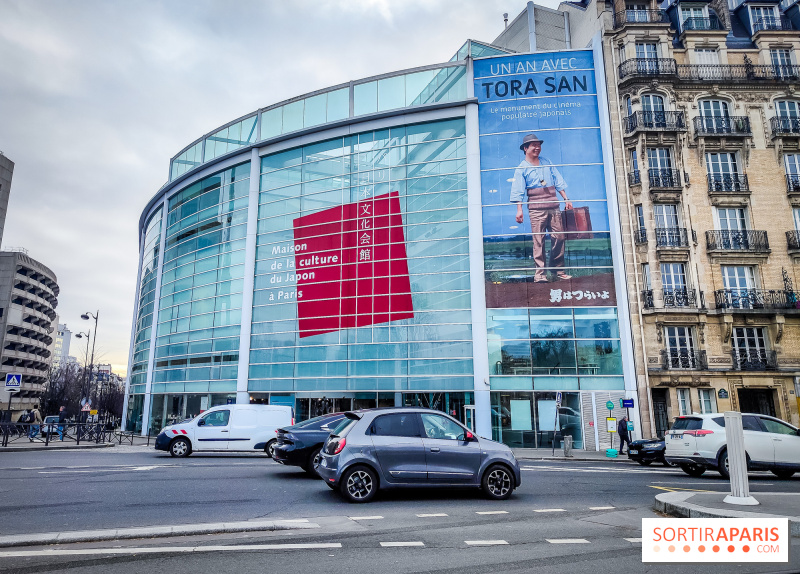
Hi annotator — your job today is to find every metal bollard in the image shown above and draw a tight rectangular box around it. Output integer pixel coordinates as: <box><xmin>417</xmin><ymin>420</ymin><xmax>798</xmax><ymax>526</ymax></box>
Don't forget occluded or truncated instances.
<box><xmin>723</xmin><ymin>411</ymin><xmax>759</xmax><ymax>506</ymax></box>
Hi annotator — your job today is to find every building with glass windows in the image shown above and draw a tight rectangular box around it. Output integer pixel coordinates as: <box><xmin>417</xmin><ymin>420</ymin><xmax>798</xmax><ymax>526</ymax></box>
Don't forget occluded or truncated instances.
<box><xmin>126</xmin><ymin>11</ymin><xmax>645</xmax><ymax>450</ymax></box>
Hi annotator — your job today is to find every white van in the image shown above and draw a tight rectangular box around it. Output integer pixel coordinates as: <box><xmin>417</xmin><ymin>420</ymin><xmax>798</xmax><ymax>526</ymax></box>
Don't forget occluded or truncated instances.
<box><xmin>153</xmin><ymin>404</ymin><xmax>294</xmax><ymax>458</ymax></box>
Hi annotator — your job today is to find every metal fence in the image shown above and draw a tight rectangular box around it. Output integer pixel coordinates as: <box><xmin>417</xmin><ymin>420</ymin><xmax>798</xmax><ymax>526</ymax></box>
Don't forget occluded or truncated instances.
<box><xmin>0</xmin><ymin>422</ymin><xmax>144</xmax><ymax>448</ymax></box>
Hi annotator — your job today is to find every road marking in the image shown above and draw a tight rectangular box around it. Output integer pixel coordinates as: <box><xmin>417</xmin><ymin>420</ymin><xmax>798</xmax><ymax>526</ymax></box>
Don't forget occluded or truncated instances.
<box><xmin>348</xmin><ymin>515</ymin><xmax>383</xmax><ymax>520</ymax></box>
<box><xmin>648</xmin><ymin>485</ymin><xmax>717</xmax><ymax>493</ymax></box>
<box><xmin>589</xmin><ymin>506</ymin><xmax>615</xmax><ymax>510</ymax></box>
<box><xmin>380</xmin><ymin>542</ymin><xmax>425</xmax><ymax>547</ymax></box>
<box><xmin>465</xmin><ymin>540</ymin><xmax>508</xmax><ymax>546</ymax></box>
<box><xmin>416</xmin><ymin>513</ymin><xmax>448</xmax><ymax>517</ymax></box>
<box><xmin>521</xmin><ymin>466</ymin><xmax>673</xmax><ymax>475</ymax></box>
<box><xmin>0</xmin><ymin>543</ymin><xmax>342</xmax><ymax>557</ymax></box>
<box><xmin>476</xmin><ymin>511</ymin><xmax>508</xmax><ymax>515</ymax></box>
<box><xmin>279</xmin><ymin>519</ymin><xmax>309</xmax><ymax>523</ymax></box>
<box><xmin>624</xmin><ymin>538</ymin><xmax>642</xmax><ymax>543</ymax></box>
<box><xmin>533</xmin><ymin>508</ymin><xmax>566</xmax><ymax>513</ymax></box>
<box><xmin>547</xmin><ymin>539</ymin><xmax>590</xmax><ymax>544</ymax></box>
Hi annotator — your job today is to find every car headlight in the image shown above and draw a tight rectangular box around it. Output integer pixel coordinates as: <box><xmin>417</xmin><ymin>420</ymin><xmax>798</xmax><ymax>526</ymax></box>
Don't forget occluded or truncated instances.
<box><xmin>643</xmin><ymin>442</ymin><xmax>662</xmax><ymax>448</ymax></box>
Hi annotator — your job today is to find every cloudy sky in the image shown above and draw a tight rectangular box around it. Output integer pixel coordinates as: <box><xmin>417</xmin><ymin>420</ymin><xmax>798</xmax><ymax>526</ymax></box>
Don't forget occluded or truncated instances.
<box><xmin>0</xmin><ymin>0</ymin><xmax>557</xmax><ymax>374</ymax></box>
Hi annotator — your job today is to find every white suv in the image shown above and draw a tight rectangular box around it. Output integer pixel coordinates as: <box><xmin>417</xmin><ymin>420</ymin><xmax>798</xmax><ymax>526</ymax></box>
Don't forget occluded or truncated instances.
<box><xmin>664</xmin><ymin>413</ymin><xmax>800</xmax><ymax>479</ymax></box>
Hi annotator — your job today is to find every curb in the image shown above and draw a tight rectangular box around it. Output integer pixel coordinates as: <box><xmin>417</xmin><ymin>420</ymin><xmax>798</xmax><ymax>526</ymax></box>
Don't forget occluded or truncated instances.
<box><xmin>654</xmin><ymin>492</ymin><xmax>800</xmax><ymax>537</ymax></box>
<box><xmin>0</xmin><ymin>519</ymin><xmax>320</xmax><ymax>548</ymax></box>
<box><xmin>0</xmin><ymin>443</ymin><xmax>116</xmax><ymax>453</ymax></box>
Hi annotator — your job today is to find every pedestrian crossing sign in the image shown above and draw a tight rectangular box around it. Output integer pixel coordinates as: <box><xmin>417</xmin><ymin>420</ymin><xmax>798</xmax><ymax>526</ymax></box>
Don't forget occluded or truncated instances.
<box><xmin>4</xmin><ymin>373</ymin><xmax>21</xmax><ymax>392</ymax></box>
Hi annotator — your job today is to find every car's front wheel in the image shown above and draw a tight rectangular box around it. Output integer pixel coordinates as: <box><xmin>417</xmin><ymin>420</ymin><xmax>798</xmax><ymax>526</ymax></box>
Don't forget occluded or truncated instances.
<box><xmin>771</xmin><ymin>469</ymin><xmax>796</xmax><ymax>479</ymax></box>
<box><xmin>340</xmin><ymin>466</ymin><xmax>377</xmax><ymax>503</ymax></box>
<box><xmin>170</xmin><ymin>438</ymin><xmax>191</xmax><ymax>458</ymax></box>
<box><xmin>264</xmin><ymin>440</ymin><xmax>276</xmax><ymax>458</ymax></box>
<box><xmin>482</xmin><ymin>464</ymin><xmax>514</xmax><ymax>500</ymax></box>
<box><xmin>679</xmin><ymin>463</ymin><xmax>706</xmax><ymax>477</ymax></box>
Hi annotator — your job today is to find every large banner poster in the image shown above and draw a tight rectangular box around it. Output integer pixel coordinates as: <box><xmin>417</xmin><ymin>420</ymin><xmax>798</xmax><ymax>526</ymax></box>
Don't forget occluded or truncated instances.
<box><xmin>475</xmin><ymin>51</ymin><xmax>617</xmax><ymax>309</ymax></box>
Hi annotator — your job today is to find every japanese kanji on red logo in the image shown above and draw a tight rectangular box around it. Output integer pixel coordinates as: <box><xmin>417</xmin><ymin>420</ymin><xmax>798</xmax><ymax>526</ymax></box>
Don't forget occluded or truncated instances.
<box><xmin>292</xmin><ymin>191</ymin><xmax>414</xmax><ymax>338</ymax></box>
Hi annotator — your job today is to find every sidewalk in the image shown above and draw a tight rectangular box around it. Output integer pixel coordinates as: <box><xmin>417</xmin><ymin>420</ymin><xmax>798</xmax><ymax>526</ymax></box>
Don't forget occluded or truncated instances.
<box><xmin>0</xmin><ymin>435</ymin><xmax>154</xmax><ymax>452</ymax></box>
<box><xmin>655</xmin><ymin>491</ymin><xmax>800</xmax><ymax>537</ymax></box>
<box><xmin>512</xmin><ymin>447</ymin><xmax>638</xmax><ymax>462</ymax></box>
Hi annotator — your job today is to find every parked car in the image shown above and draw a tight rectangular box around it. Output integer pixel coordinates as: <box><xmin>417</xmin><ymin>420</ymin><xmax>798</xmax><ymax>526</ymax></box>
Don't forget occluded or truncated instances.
<box><xmin>628</xmin><ymin>438</ymin><xmax>674</xmax><ymax>466</ymax></box>
<box><xmin>664</xmin><ymin>413</ymin><xmax>800</xmax><ymax>479</ymax></box>
<box><xmin>317</xmin><ymin>408</ymin><xmax>521</xmax><ymax>503</ymax></box>
<box><xmin>154</xmin><ymin>404</ymin><xmax>294</xmax><ymax>457</ymax></box>
<box><xmin>273</xmin><ymin>413</ymin><xmax>346</xmax><ymax>476</ymax></box>
<box><xmin>41</xmin><ymin>415</ymin><xmax>59</xmax><ymax>436</ymax></box>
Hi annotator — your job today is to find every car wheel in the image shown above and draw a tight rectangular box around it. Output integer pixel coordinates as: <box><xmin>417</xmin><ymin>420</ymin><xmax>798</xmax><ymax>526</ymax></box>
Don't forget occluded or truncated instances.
<box><xmin>482</xmin><ymin>464</ymin><xmax>514</xmax><ymax>500</ymax></box>
<box><xmin>265</xmin><ymin>440</ymin><xmax>277</xmax><ymax>458</ymax></box>
<box><xmin>637</xmin><ymin>460</ymin><xmax>652</xmax><ymax>467</ymax></box>
<box><xmin>663</xmin><ymin>460</ymin><xmax>677</xmax><ymax>467</ymax></box>
<box><xmin>771</xmin><ymin>469</ymin><xmax>796</xmax><ymax>479</ymax></box>
<box><xmin>170</xmin><ymin>438</ymin><xmax>191</xmax><ymax>458</ymax></box>
<box><xmin>718</xmin><ymin>450</ymin><xmax>730</xmax><ymax>479</ymax></box>
<box><xmin>305</xmin><ymin>447</ymin><xmax>322</xmax><ymax>477</ymax></box>
<box><xmin>679</xmin><ymin>463</ymin><xmax>705</xmax><ymax>477</ymax></box>
<box><xmin>340</xmin><ymin>466</ymin><xmax>378</xmax><ymax>503</ymax></box>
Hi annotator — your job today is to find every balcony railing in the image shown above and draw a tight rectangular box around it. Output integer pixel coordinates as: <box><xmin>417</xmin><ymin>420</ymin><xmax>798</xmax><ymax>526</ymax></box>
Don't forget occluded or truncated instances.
<box><xmin>628</xmin><ymin>170</ymin><xmax>641</xmax><ymax>186</ymax></box>
<box><xmin>693</xmin><ymin>115</ymin><xmax>752</xmax><ymax>136</ymax></box>
<box><xmin>655</xmin><ymin>227</ymin><xmax>691</xmax><ymax>248</ymax></box>
<box><xmin>731</xmin><ymin>349</ymin><xmax>778</xmax><ymax>371</ymax></box>
<box><xmin>634</xmin><ymin>228</ymin><xmax>647</xmax><ymax>244</ymax></box>
<box><xmin>624</xmin><ymin>111</ymin><xmax>687</xmax><ymax>134</ymax></box>
<box><xmin>648</xmin><ymin>169</ymin><xmax>682</xmax><ymax>188</ymax></box>
<box><xmin>787</xmin><ymin>230</ymin><xmax>800</xmax><ymax>249</ymax></box>
<box><xmin>661</xmin><ymin>349</ymin><xmax>708</xmax><ymax>370</ymax></box>
<box><xmin>641</xmin><ymin>289</ymin><xmax>655</xmax><ymax>308</ymax></box>
<box><xmin>714</xmin><ymin>288</ymin><xmax>796</xmax><ymax>310</ymax></box>
<box><xmin>787</xmin><ymin>174</ymin><xmax>800</xmax><ymax>194</ymax></box>
<box><xmin>707</xmin><ymin>173</ymin><xmax>750</xmax><ymax>193</ymax></box>
<box><xmin>614</xmin><ymin>9</ymin><xmax>669</xmax><ymax>27</ymax></box>
<box><xmin>771</xmin><ymin>116</ymin><xmax>800</xmax><ymax>136</ymax></box>
<box><xmin>619</xmin><ymin>59</ymin><xmax>677</xmax><ymax>80</ymax></box>
<box><xmin>706</xmin><ymin>230</ymin><xmax>769</xmax><ymax>252</ymax></box>
<box><xmin>676</xmin><ymin>64</ymin><xmax>800</xmax><ymax>82</ymax></box>
<box><xmin>663</xmin><ymin>287</ymin><xmax>700</xmax><ymax>307</ymax></box>
<box><xmin>752</xmin><ymin>16</ymin><xmax>793</xmax><ymax>32</ymax></box>
<box><xmin>682</xmin><ymin>16</ymin><xmax>723</xmax><ymax>31</ymax></box>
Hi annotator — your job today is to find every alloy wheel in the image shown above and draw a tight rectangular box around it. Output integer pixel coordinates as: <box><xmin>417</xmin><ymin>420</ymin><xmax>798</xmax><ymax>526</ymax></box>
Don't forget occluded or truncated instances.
<box><xmin>487</xmin><ymin>468</ymin><xmax>511</xmax><ymax>497</ymax></box>
<box><xmin>346</xmin><ymin>470</ymin><xmax>373</xmax><ymax>499</ymax></box>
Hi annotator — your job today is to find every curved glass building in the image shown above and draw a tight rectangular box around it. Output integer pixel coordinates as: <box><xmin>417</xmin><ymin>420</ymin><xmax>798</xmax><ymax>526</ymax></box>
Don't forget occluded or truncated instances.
<box><xmin>126</xmin><ymin>36</ymin><xmax>638</xmax><ymax>451</ymax></box>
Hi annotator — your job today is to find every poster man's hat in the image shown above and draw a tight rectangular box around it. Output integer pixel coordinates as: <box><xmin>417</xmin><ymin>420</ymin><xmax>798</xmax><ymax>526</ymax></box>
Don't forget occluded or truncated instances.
<box><xmin>520</xmin><ymin>133</ymin><xmax>544</xmax><ymax>150</ymax></box>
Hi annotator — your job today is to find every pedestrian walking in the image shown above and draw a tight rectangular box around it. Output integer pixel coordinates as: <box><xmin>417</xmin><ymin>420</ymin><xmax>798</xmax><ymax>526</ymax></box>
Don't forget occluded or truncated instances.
<box><xmin>28</xmin><ymin>405</ymin><xmax>42</xmax><ymax>440</ymax></box>
<box><xmin>57</xmin><ymin>406</ymin><xmax>67</xmax><ymax>441</ymax></box>
<box><xmin>617</xmin><ymin>415</ymin><xmax>631</xmax><ymax>455</ymax></box>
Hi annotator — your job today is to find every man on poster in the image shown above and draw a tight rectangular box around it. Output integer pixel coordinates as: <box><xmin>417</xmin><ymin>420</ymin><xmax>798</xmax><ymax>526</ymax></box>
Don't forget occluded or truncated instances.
<box><xmin>510</xmin><ymin>133</ymin><xmax>572</xmax><ymax>283</ymax></box>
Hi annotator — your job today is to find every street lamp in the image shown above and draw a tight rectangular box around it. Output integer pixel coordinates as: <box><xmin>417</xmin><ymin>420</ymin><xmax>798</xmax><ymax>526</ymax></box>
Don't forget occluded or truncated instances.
<box><xmin>74</xmin><ymin>331</ymin><xmax>92</xmax><ymax>419</ymax></box>
<box><xmin>80</xmin><ymin>311</ymin><xmax>100</xmax><ymax>420</ymax></box>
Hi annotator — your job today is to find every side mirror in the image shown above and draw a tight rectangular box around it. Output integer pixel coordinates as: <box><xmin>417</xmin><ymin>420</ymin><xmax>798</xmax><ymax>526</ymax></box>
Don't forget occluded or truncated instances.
<box><xmin>464</xmin><ymin>430</ymin><xmax>477</xmax><ymax>442</ymax></box>
<box><xmin>197</xmin><ymin>419</ymin><xmax>205</xmax><ymax>427</ymax></box>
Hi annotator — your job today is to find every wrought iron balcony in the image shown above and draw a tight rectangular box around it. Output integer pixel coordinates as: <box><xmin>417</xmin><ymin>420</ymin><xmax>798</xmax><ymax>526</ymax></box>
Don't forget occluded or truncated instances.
<box><xmin>619</xmin><ymin>59</ymin><xmax>677</xmax><ymax>80</ymax></box>
<box><xmin>693</xmin><ymin>116</ymin><xmax>751</xmax><ymax>136</ymax></box>
<box><xmin>624</xmin><ymin>111</ymin><xmax>687</xmax><ymax>134</ymax></box>
<box><xmin>634</xmin><ymin>228</ymin><xmax>647</xmax><ymax>245</ymax></box>
<box><xmin>676</xmin><ymin>64</ymin><xmax>800</xmax><ymax>82</ymax></box>
<box><xmin>613</xmin><ymin>9</ymin><xmax>669</xmax><ymax>27</ymax></box>
<box><xmin>663</xmin><ymin>288</ymin><xmax>700</xmax><ymax>307</ymax></box>
<box><xmin>641</xmin><ymin>289</ymin><xmax>654</xmax><ymax>309</ymax></box>
<box><xmin>787</xmin><ymin>230</ymin><xmax>800</xmax><ymax>250</ymax></box>
<box><xmin>682</xmin><ymin>16</ymin><xmax>723</xmax><ymax>31</ymax></box>
<box><xmin>661</xmin><ymin>349</ymin><xmax>708</xmax><ymax>370</ymax></box>
<box><xmin>628</xmin><ymin>170</ymin><xmax>641</xmax><ymax>186</ymax></box>
<box><xmin>655</xmin><ymin>227</ymin><xmax>690</xmax><ymax>248</ymax></box>
<box><xmin>787</xmin><ymin>174</ymin><xmax>800</xmax><ymax>195</ymax></box>
<box><xmin>771</xmin><ymin>116</ymin><xmax>800</xmax><ymax>136</ymax></box>
<box><xmin>648</xmin><ymin>169</ymin><xmax>682</xmax><ymax>189</ymax></box>
<box><xmin>752</xmin><ymin>16</ymin><xmax>793</xmax><ymax>32</ymax></box>
<box><xmin>714</xmin><ymin>289</ymin><xmax>795</xmax><ymax>310</ymax></box>
<box><xmin>731</xmin><ymin>349</ymin><xmax>778</xmax><ymax>371</ymax></box>
<box><xmin>707</xmin><ymin>173</ymin><xmax>749</xmax><ymax>193</ymax></box>
<box><xmin>706</xmin><ymin>230</ymin><xmax>769</xmax><ymax>252</ymax></box>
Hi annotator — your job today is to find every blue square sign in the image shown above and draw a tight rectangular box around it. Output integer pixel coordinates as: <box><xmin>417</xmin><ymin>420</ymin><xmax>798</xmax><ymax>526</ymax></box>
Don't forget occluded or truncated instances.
<box><xmin>5</xmin><ymin>373</ymin><xmax>22</xmax><ymax>392</ymax></box>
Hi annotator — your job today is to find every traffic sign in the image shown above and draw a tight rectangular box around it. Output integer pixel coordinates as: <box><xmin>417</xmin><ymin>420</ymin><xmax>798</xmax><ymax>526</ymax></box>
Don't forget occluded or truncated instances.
<box><xmin>555</xmin><ymin>391</ymin><xmax>562</xmax><ymax>407</ymax></box>
<box><xmin>4</xmin><ymin>373</ymin><xmax>21</xmax><ymax>392</ymax></box>
<box><xmin>81</xmin><ymin>404</ymin><xmax>90</xmax><ymax>412</ymax></box>
<box><xmin>90</xmin><ymin>409</ymin><xmax>98</xmax><ymax>415</ymax></box>
<box><xmin>605</xmin><ymin>400</ymin><xmax>614</xmax><ymax>410</ymax></box>
<box><xmin>621</xmin><ymin>398</ymin><xmax>634</xmax><ymax>408</ymax></box>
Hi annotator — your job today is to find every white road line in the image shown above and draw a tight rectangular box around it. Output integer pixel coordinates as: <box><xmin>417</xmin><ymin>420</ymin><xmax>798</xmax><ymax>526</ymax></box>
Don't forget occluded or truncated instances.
<box><xmin>0</xmin><ymin>543</ymin><xmax>342</xmax><ymax>558</ymax></box>
<box><xmin>465</xmin><ymin>540</ymin><xmax>509</xmax><ymax>546</ymax></box>
<box><xmin>416</xmin><ymin>513</ymin><xmax>448</xmax><ymax>517</ymax></box>
<box><xmin>547</xmin><ymin>539</ymin><xmax>590</xmax><ymax>544</ymax></box>
<box><xmin>589</xmin><ymin>506</ymin><xmax>615</xmax><ymax>510</ymax></box>
<box><xmin>380</xmin><ymin>542</ymin><xmax>425</xmax><ymax>547</ymax></box>
<box><xmin>624</xmin><ymin>538</ymin><xmax>643</xmax><ymax>543</ymax></box>
<box><xmin>476</xmin><ymin>511</ymin><xmax>508</xmax><ymax>515</ymax></box>
<box><xmin>348</xmin><ymin>515</ymin><xmax>383</xmax><ymax>520</ymax></box>
<box><xmin>533</xmin><ymin>508</ymin><xmax>566</xmax><ymax>513</ymax></box>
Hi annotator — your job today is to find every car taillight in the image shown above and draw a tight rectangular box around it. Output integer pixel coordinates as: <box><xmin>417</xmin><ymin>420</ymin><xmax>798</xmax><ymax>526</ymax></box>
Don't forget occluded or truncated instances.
<box><xmin>684</xmin><ymin>429</ymin><xmax>714</xmax><ymax>437</ymax></box>
<box><xmin>291</xmin><ymin>418</ymin><xmax>294</xmax><ymax>425</ymax></box>
<box><xmin>333</xmin><ymin>437</ymin><xmax>346</xmax><ymax>455</ymax></box>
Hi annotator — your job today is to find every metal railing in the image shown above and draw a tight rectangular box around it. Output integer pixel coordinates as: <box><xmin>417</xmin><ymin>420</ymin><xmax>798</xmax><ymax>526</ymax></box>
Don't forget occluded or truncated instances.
<box><xmin>694</xmin><ymin>115</ymin><xmax>751</xmax><ymax>136</ymax></box>
<box><xmin>663</xmin><ymin>287</ymin><xmax>700</xmax><ymax>307</ymax></box>
<box><xmin>628</xmin><ymin>170</ymin><xmax>641</xmax><ymax>186</ymax></box>
<box><xmin>676</xmin><ymin>64</ymin><xmax>800</xmax><ymax>81</ymax></box>
<box><xmin>655</xmin><ymin>227</ymin><xmax>691</xmax><ymax>248</ymax></box>
<box><xmin>634</xmin><ymin>228</ymin><xmax>648</xmax><ymax>244</ymax></box>
<box><xmin>731</xmin><ymin>349</ymin><xmax>778</xmax><ymax>371</ymax></box>
<box><xmin>787</xmin><ymin>230</ymin><xmax>800</xmax><ymax>249</ymax></box>
<box><xmin>771</xmin><ymin>117</ymin><xmax>800</xmax><ymax>136</ymax></box>
<box><xmin>714</xmin><ymin>288</ymin><xmax>796</xmax><ymax>310</ymax></box>
<box><xmin>619</xmin><ymin>58</ymin><xmax>678</xmax><ymax>80</ymax></box>
<box><xmin>707</xmin><ymin>173</ymin><xmax>750</xmax><ymax>193</ymax></box>
<box><xmin>706</xmin><ymin>229</ymin><xmax>769</xmax><ymax>252</ymax></box>
<box><xmin>624</xmin><ymin>111</ymin><xmax>687</xmax><ymax>133</ymax></box>
<box><xmin>614</xmin><ymin>9</ymin><xmax>669</xmax><ymax>27</ymax></box>
<box><xmin>787</xmin><ymin>174</ymin><xmax>800</xmax><ymax>194</ymax></box>
<box><xmin>641</xmin><ymin>289</ymin><xmax>655</xmax><ymax>308</ymax></box>
<box><xmin>0</xmin><ymin>421</ymin><xmax>134</xmax><ymax>447</ymax></box>
<box><xmin>648</xmin><ymin>169</ymin><xmax>682</xmax><ymax>188</ymax></box>
<box><xmin>752</xmin><ymin>16</ymin><xmax>793</xmax><ymax>32</ymax></box>
<box><xmin>661</xmin><ymin>349</ymin><xmax>708</xmax><ymax>370</ymax></box>
<box><xmin>682</xmin><ymin>16</ymin><xmax>723</xmax><ymax>31</ymax></box>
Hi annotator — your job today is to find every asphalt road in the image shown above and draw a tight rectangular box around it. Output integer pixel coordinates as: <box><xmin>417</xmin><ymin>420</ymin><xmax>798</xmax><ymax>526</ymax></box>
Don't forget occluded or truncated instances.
<box><xmin>0</xmin><ymin>446</ymin><xmax>797</xmax><ymax>573</ymax></box>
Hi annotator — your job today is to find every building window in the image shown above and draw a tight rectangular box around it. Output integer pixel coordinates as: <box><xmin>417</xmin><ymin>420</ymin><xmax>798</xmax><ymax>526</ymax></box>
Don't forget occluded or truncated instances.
<box><xmin>732</xmin><ymin>326</ymin><xmax>769</xmax><ymax>368</ymax></box>
<box><xmin>677</xmin><ymin>387</ymin><xmax>691</xmax><ymax>415</ymax></box>
<box><xmin>698</xmin><ymin>389</ymin><xmax>717</xmax><ymax>414</ymax></box>
<box><xmin>705</xmin><ymin>151</ymin><xmax>740</xmax><ymax>190</ymax></box>
<box><xmin>681</xmin><ymin>4</ymin><xmax>707</xmax><ymax>24</ymax></box>
<box><xmin>721</xmin><ymin>265</ymin><xmax>756</xmax><ymax>291</ymax></box>
<box><xmin>626</xmin><ymin>3</ymin><xmax>648</xmax><ymax>22</ymax></box>
<box><xmin>751</xmin><ymin>5</ymin><xmax>778</xmax><ymax>31</ymax></box>
<box><xmin>642</xmin><ymin>263</ymin><xmax>651</xmax><ymax>289</ymax></box>
<box><xmin>625</xmin><ymin>95</ymin><xmax>633</xmax><ymax>117</ymax></box>
<box><xmin>641</xmin><ymin>94</ymin><xmax>666</xmax><ymax>128</ymax></box>
<box><xmin>698</xmin><ymin>100</ymin><xmax>730</xmax><ymax>133</ymax></box>
<box><xmin>695</xmin><ymin>48</ymin><xmax>719</xmax><ymax>66</ymax></box>
<box><xmin>661</xmin><ymin>262</ymin><xmax>691</xmax><ymax>306</ymax></box>
<box><xmin>771</xmin><ymin>49</ymin><xmax>793</xmax><ymax>77</ymax></box>
<box><xmin>647</xmin><ymin>147</ymin><xmax>676</xmax><ymax>187</ymax></box>
<box><xmin>653</xmin><ymin>203</ymin><xmax>680</xmax><ymax>229</ymax></box>
<box><xmin>665</xmin><ymin>326</ymin><xmax>697</xmax><ymax>368</ymax></box>
<box><xmin>635</xmin><ymin>42</ymin><xmax>658</xmax><ymax>60</ymax></box>
<box><xmin>776</xmin><ymin>100</ymin><xmax>800</xmax><ymax>118</ymax></box>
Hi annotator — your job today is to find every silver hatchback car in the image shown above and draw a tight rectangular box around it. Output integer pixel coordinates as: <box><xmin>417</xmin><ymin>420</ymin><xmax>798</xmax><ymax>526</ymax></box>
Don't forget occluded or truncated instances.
<box><xmin>317</xmin><ymin>408</ymin><xmax>521</xmax><ymax>503</ymax></box>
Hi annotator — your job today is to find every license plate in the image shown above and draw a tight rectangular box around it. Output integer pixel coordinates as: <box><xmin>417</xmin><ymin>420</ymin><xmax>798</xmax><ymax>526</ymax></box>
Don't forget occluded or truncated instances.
<box><xmin>673</xmin><ymin>434</ymin><xmax>683</xmax><ymax>439</ymax></box>
<box><xmin>629</xmin><ymin>449</ymin><xmax>638</xmax><ymax>454</ymax></box>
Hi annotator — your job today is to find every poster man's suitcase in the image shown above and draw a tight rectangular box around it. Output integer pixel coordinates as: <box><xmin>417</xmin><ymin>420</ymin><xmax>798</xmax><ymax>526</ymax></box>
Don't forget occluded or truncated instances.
<box><xmin>561</xmin><ymin>206</ymin><xmax>593</xmax><ymax>240</ymax></box>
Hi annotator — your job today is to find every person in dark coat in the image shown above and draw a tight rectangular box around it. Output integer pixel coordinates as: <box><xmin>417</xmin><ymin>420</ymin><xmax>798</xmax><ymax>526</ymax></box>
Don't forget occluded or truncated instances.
<box><xmin>617</xmin><ymin>415</ymin><xmax>630</xmax><ymax>455</ymax></box>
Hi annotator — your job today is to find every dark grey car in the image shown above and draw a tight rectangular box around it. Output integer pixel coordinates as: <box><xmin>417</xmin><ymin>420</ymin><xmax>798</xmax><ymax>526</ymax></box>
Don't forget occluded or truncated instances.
<box><xmin>317</xmin><ymin>408</ymin><xmax>521</xmax><ymax>503</ymax></box>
